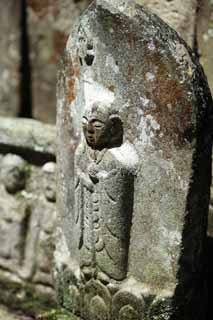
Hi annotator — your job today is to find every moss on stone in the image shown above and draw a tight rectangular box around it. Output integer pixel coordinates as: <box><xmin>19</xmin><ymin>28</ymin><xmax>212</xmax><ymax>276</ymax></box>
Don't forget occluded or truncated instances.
<box><xmin>0</xmin><ymin>274</ymin><xmax>56</xmax><ymax>317</ymax></box>
<box><xmin>38</xmin><ymin>309</ymin><xmax>79</xmax><ymax>320</ymax></box>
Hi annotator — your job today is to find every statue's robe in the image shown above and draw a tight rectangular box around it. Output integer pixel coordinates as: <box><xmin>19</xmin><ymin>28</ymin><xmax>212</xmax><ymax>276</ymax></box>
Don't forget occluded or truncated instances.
<box><xmin>75</xmin><ymin>142</ymin><xmax>137</xmax><ymax>281</ymax></box>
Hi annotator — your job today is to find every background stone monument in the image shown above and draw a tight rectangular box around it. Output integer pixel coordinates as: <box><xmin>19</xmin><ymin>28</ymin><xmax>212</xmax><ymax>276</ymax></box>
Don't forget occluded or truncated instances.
<box><xmin>26</xmin><ymin>0</ymin><xmax>93</xmax><ymax>123</ymax></box>
<box><xmin>56</xmin><ymin>0</ymin><xmax>212</xmax><ymax>319</ymax></box>
<box><xmin>0</xmin><ymin>1</ymin><xmax>21</xmax><ymax>117</ymax></box>
<box><xmin>0</xmin><ymin>118</ymin><xmax>57</xmax><ymax>316</ymax></box>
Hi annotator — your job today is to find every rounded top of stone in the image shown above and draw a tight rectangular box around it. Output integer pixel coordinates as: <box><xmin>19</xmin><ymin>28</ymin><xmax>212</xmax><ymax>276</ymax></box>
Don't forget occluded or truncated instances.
<box><xmin>42</xmin><ymin>162</ymin><xmax>56</xmax><ymax>174</ymax></box>
<box><xmin>1</xmin><ymin>154</ymin><xmax>26</xmax><ymax>169</ymax></box>
<box><xmin>1</xmin><ymin>154</ymin><xmax>27</xmax><ymax>194</ymax></box>
<box><xmin>96</xmin><ymin>0</ymin><xmax>137</xmax><ymax>16</ymax></box>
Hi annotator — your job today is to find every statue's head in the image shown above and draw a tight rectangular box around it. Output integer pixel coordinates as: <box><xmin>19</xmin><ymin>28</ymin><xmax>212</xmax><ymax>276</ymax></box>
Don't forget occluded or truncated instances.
<box><xmin>1</xmin><ymin>154</ymin><xmax>27</xmax><ymax>194</ymax></box>
<box><xmin>82</xmin><ymin>102</ymin><xmax>123</xmax><ymax>150</ymax></box>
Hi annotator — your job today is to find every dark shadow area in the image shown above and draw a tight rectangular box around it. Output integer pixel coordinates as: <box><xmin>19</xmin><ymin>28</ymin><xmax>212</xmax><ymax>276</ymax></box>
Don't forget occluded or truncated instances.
<box><xmin>18</xmin><ymin>0</ymin><xmax>32</xmax><ymax>118</ymax></box>
<box><xmin>0</xmin><ymin>145</ymin><xmax>55</xmax><ymax>166</ymax></box>
<box><xmin>171</xmin><ymin>63</ymin><xmax>213</xmax><ymax>320</ymax></box>
<box><xmin>171</xmin><ymin>156</ymin><xmax>210</xmax><ymax>320</ymax></box>
<box><xmin>206</xmin><ymin>236</ymin><xmax>213</xmax><ymax>320</ymax></box>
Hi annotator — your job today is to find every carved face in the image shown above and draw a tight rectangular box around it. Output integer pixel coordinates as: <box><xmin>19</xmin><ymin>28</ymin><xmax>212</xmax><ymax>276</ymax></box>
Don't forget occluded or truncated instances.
<box><xmin>82</xmin><ymin>103</ymin><xmax>123</xmax><ymax>150</ymax></box>
<box><xmin>82</xmin><ymin>115</ymin><xmax>110</xmax><ymax>150</ymax></box>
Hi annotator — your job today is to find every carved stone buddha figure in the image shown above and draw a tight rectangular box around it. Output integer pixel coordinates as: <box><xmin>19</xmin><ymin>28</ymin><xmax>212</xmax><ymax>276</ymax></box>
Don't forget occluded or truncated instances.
<box><xmin>57</xmin><ymin>2</ymin><xmax>213</xmax><ymax>318</ymax></box>
<box><xmin>74</xmin><ymin>102</ymin><xmax>138</xmax><ymax>282</ymax></box>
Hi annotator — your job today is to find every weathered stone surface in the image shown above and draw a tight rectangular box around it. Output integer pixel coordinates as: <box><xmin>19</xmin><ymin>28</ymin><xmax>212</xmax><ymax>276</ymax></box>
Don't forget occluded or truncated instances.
<box><xmin>0</xmin><ymin>183</ymin><xmax>27</xmax><ymax>269</ymax></box>
<box><xmin>137</xmin><ymin>0</ymin><xmax>197</xmax><ymax>47</ymax></box>
<box><xmin>56</xmin><ymin>1</ymin><xmax>212</xmax><ymax>319</ymax></box>
<box><xmin>0</xmin><ymin>1</ymin><xmax>21</xmax><ymax>117</ymax></box>
<box><xmin>197</xmin><ymin>0</ymin><xmax>213</xmax><ymax>95</ymax></box>
<box><xmin>26</xmin><ymin>0</ymin><xmax>92</xmax><ymax>123</ymax></box>
<box><xmin>1</xmin><ymin>154</ymin><xmax>27</xmax><ymax>194</ymax></box>
<box><xmin>0</xmin><ymin>118</ymin><xmax>57</xmax><ymax>314</ymax></box>
<box><xmin>0</xmin><ymin>117</ymin><xmax>56</xmax><ymax>158</ymax></box>
<box><xmin>0</xmin><ymin>305</ymin><xmax>33</xmax><ymax>320</ymax></box>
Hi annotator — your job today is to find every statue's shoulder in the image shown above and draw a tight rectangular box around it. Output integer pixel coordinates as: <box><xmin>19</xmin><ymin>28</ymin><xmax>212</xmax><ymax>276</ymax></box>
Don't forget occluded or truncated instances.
<box><xmin>108</xmin><ymin>142</ymin><xmax>139</xmax><ymax>172</ymax></box>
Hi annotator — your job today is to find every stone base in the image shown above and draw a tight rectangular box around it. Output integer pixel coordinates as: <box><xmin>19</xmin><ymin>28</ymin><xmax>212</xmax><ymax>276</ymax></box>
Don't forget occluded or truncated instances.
<box><xmin>56</xmin><ymin>266</ymin><xmax>174</xmax><ymax>320</ymax></box>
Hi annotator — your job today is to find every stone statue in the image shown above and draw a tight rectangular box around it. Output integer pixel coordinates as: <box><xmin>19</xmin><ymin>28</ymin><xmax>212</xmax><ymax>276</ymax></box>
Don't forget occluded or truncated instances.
<box><xmin>1</xmin><ymin>154</ymin><xmax>27</xmax><ymax>194</ymax></box>
<box><xmin>75</xmin><ymin>102</ymin><xmax>138</xmax><ymax>282</ymax></box>
<box><xmin>67</xmin><ymin>101</ymin><xmax>144</xmax><ymax>319</ymax></box>
<box><xmin>56</xmin><ymin>1</ymin><xmax>213</xmax><ymax>319</ymax></box>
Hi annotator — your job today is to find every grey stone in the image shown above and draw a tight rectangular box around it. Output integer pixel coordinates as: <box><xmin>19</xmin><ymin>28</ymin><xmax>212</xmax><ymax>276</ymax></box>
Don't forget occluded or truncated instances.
<box><xmin>0</xmin><ymin>118</ymin><xmax>57</xmax><ymax>313</ymax></box>
<box><xmin>1</xmin><ymin>154</ymin><xmax>27</xmax><ymax>194</ymax></box>
<box><xmin>0</xmin><ymin>185</ymin><xmax>28</xmax><ymax>270</ymax></box>
<box><xmin>0</xmin><ymin>117</ymin><xmax>56</xmax><ymax>157</ymax></box>
<box><xmin>56</xmin><ymin>1</ymin><xmax>212</xmax><ymax>319</ymax></box>
<box><xmin>0</xmin><ymin>160</ymin><xmax>57</xmax><ymax>288</ymax></box>
<box><xmin>0</xmin><ymin>1</ymin><xmax>21</xmax><ymax>117</ymax></box>
<box><xmin>0</xmin><ymin>305</ymin><xmax>33</xmax><ymax>320</ymax></box>
<box><xmin>26</xmin><ymin>0</ymin><xmax>92</xmax><ymax>123</ymax></box>
<box><xmin>42</xmin><ymin>162</ymin><xmax>57</xmax><ymax>202</ymax></box>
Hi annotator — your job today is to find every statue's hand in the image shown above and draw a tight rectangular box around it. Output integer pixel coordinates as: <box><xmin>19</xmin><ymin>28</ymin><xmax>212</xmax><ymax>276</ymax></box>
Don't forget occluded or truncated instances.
<box><xmin>80</xmin><ymin>173</ymin><xmax>94</xmax><ymax>192</ymax></box>
<box><xmin>88</xmin><ymin>163</ymin><xmax>99</xmax><ymax>184</ymax></box>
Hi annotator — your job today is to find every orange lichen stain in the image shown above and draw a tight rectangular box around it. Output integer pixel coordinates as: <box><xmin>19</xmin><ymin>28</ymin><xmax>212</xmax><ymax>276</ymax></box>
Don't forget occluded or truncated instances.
<box><xmin>67</xmin><ymin>79</ymin><xmax>75</xmax><ymax>104</ymax></box>
<box><xmin>142</xmin><ymin>52</ymin><xmax>193</xmax><ymax>148</ymax></box>
<box><xmin>108</xmin><ymin>85</ymin><xmax>116</xmax><ymax>92</ymax></box>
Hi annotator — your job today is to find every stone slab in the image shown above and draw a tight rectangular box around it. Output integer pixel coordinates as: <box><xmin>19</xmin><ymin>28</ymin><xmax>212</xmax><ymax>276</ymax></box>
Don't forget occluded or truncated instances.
<box><xmin>0</xmin><ymin>117</ymin><xmax>56</xmax><ymax>158</ymax></box>
<box><xmin>56</xmin><ymin>1</ymin><xmax>213</xmax><ymax>319</ymax></box>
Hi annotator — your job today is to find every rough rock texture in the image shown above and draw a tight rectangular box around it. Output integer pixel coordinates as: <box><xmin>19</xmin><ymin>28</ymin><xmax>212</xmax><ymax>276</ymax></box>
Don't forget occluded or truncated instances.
<box><xmin>26</xmin><ymin>0</ymin><xmax>93</xmax><ymax>123</ymax></box>
<box><xmin>0</xmin><ymin>305</ymin><xmax>33</xmax><ymax>320</ymax></box>
<box><xmin>0</xmin><ymin>1</ymin><xmax>21</xmax><ymax>117</ymax></box>
<box><xmin>0</xmin><ymin>117</ymin><xmax>56</xmax><ymax>158</ymax></box>
<box><xmin>137</xmin><ymin>0</ymin><xmax>197</xmax><ymax>47</ymax></box>
<box><xmin>56</xmin><ymin>1</ymin><xmax>213</xmax><ymax>319</ymax></box>
<box><xmin>0</xmin><ymin>118</ymin><xmax>57</xmax><ymax>315</ymax></box>
<box><xmin>197</xmin><ymin>0</ymin><xmax>213</xmax><ymax>95</ymax></box>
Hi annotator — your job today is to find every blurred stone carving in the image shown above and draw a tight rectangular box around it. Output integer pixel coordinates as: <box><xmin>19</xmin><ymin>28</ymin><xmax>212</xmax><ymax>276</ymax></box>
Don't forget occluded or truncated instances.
<box><xmin>1</xmin><ymin>154</ymin><xmax>27</xmax><ymax>194</ymax></box>
<box><xmin>0</xmin><ymin>118</ymin><xmax>57</xmax><ymax>314</ymax></box>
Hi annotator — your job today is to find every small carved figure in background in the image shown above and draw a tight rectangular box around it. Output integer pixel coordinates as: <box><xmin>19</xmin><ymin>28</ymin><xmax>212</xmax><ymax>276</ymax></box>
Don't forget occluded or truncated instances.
<box><xmin>1</xmin><ymin>154</ymin><xmax>27</xmax><ymax>194</ymax></box>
